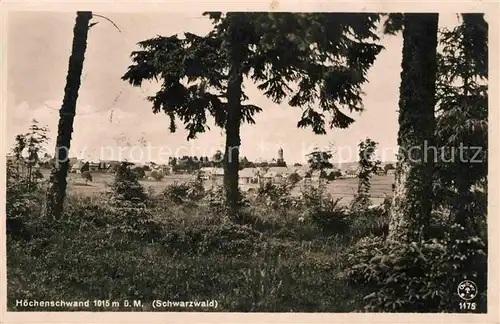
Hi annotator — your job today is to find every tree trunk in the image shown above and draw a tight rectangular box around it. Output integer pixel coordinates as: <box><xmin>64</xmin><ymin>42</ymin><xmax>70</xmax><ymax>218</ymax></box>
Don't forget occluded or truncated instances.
<box><xmin>223</xmin><ymin>14</ymin><xmax>244</xmax><ymax>218</ymax></box>
<box><xmin>45</xmin><ymin>11</ymin><xmax>92</xmax><ymax>219</ymax></box>
<box><xmin>388</xmin><ymin>14</ymin><xmax>439</xmax><ymax>242</ymax></box>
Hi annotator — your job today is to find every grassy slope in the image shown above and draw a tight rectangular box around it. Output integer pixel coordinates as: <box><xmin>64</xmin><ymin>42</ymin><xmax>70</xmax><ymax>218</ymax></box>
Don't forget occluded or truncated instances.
<box><xmin>6</xmin><ymin>192</ymin><xmax>368</xmax><ymax>312</ymax></box>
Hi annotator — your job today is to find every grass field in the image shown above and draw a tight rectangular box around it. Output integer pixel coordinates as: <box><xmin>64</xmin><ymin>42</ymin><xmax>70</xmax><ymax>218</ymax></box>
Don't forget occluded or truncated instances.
<box><xmin>8</xmin><ymin>168</ymin><xmax>486</xmax><ymax>313</ymax></box>
<box><xmin>39</xmin><ymin>169</ymin><xmax>394</xmax><ymax>206</ymax></box>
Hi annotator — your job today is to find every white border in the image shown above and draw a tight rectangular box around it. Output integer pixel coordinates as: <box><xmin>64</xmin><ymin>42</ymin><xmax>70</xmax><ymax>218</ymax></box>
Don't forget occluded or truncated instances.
<box><xmin>1</xmin><ymin>1</ymin><xmax>498</xmax><ymax>323</ymax></box>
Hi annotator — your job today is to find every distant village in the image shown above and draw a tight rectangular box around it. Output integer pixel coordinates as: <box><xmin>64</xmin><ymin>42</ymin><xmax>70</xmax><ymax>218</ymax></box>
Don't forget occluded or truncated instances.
<box><xmin>6</xmin><ymin>147</ymin><xmax>396</xmax><ymax>184</ymax></box>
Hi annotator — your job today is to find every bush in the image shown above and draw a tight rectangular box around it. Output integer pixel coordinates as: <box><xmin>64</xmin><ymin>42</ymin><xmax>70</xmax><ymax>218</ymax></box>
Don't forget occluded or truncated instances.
<box><xmin>108</xmin><ymin>162</ymin><xmax>147</xmax><ymax>203</ymax></box>
<box><xmin>81</xmin><ymin>171</ymin><xmax>93</xmax><ymax>184</ymax></box>
<box><xmin>6</xmin><ymin>164</ymin><xmax>46</xmax><ymax>241</ymax></box>
<box><xmin>204</xmin><ymin>184</ymin><xmax>227</xmax><ymax>212</ymax></box>
<box><xmin>343</xmin><ymin>224</ymin><xmax>487</xmax><ymax>312</ymax></box>
<box><xmin>160</xmin><ymin>221</ymin><xmax>262</xmax><ymax>257</ymax></box>
<box><xmin>162</xmin><ymin>174</ymin><xmax>205</xmax><ymax>205</ymax></box>
<box><xmin>287</xmin><ymin>172</ymin><xmax>302</xmax><ymax>185</ymax></box>
<box><xmin>150</xmin><ymin>170</ymin><xmax>164</xmax><ymax>181</ymax></box>
<box><xmin>162</xmin><ymin>182</ymin><xmax>191</xmax><ymax>204</ymax></box>
<box><xmin>299</xmin><ymin>182</ymin><xmax>349</xmax><ymax>235</ymax></box>
<box><xmin>347</xmin><ymin>196</ymin><xmax>390</xmax><ymax>239</ymax></box>
<box><xmin>133</xmin><ymin>166</ymin><xmax>146</xmax><ymax>179</ymax></box>
<box><xmin>256</xmin><ymin>181</ymin><xmax>299</xmax><ymax>212</ymax></box>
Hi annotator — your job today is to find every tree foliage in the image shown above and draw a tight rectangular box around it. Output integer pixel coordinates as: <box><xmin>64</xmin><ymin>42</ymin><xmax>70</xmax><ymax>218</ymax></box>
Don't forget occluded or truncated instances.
<box><xmin>306</xmin><ymin>147</ymin><xmax>334</xmax><ymax>174</ymax></box>
<box><xmin>122</xmin><ymin>12</ymin><xmax>384</xmax><ymax>213</ymax></box>
<box><xmin>354</xmin><ymin>138</ymin><xmax>381</xmax><ymax>207</ymax></box>
<box><xmin>10</xmin><ymin>119</ymin><xmax>49</xmax><ymax>189</ymax></box>
<box><xmin>434</xmin><ymin>14</ymin><xmax>488</xmax><ymax>233</ymax></box>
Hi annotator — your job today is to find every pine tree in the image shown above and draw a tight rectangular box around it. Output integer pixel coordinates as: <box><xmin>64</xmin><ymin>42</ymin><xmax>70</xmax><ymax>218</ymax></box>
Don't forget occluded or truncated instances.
<box><xmin>434</xmin><ymin>14</ymin><xmax>488</xmax><ymax>234</ymax></box>
<box><xmin>122</xmin><ymin>12</ymin><xmax>383</xmax><ymax>217</ymax></box>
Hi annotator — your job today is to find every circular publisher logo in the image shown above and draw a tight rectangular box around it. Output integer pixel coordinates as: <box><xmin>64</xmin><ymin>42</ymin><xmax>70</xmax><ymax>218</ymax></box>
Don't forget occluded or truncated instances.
<box><xmin>458</xmin><ymin>280</ymin><xmax>478</xmax><ymax>301</ymax></box>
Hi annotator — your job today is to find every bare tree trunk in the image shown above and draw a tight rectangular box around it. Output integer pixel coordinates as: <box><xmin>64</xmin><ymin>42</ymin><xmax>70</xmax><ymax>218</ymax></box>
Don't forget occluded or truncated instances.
<box><xmin>388</xmin><ymin>14</ymin><xmax>439</xmax><ymax>242</ymax></box>
<box><xmin>223</xmin><ymin>14</ymin><xmax>244</xmax><ymax>218</ymax></box>
<box><xmin>45</xmin><ymin>11</ymin><xmax>92</xmax><ymax>219</ymax></box>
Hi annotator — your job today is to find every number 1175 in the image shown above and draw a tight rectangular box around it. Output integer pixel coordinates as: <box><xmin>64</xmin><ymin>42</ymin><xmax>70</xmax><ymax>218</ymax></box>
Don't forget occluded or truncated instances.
<box><xmin>459</xmin><ymin>302</ymin><xmax>476</xmax><ymax>310</ymax></box>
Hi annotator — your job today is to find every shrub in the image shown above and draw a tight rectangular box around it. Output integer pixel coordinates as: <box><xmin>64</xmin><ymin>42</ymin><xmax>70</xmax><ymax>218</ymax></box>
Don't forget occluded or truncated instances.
<box><xmin>347</xmin><ymin>195</ymin><xmax>391</xmax><ymax>239</ymax></box>
<box><xmin>162</xmin><ymin>182</ymin><xmax>191</xmax><ymax>204</ymax></box>
<box><xmin>203</xmin><ymin>183</ymin><xmax>251</xmax><ymax>220</ymax></box>
<box><xmin>299</xmin><ymin>181</ymin><xmax>349</xmax><ymax>234</ymax></box>
<box><xmin>6</xmin><ymin>164</ymin><xmax>46</xmax><ymax>241</ymax></box>
<box><xmin>163</xmin><ymin>174</ymin><xmax>205</xmax><ymax>205</ymax></box>
<box><xmin>104</xmin><ymin>200</ymin><xmax>163</xmax><ymax>242</ymax></box>
<box><xmin>255</xmin><ymin>181</ymin><xmax>298</xmax><ymax>211</ymax></box>
<box><xmin>287</xmin><ymin>172</ymin><xmax>302</xmax><ymax>185</ymax></box>
<box><xmin>343</xmin><ymin>225</ymin><xmax>487</xmax><ymax>312</ymax></box>
<box><xmin>160</xmin><ymin>221</ymin><xmax>262</xmax><ymax>257</ymax></box>
<box><xmin>133</xmin><ymin>166</ymin><xmax>146</xmax><ymax>179</ymax></box>
<box><xmin>108</xmin><ymin>162</ymin><xmax>147</xmax><ymax>203</ymax></box>
<box><xmin>150</xmin><ymin>170</ymin><xmax>164</xmax><ymax>181</ymax></box>
<box><xmin>81</xmin><ymin>171</ymin><xmax>93</xmax><ymax>185</ymax></box>
<box><xmin>204</xmin><ymin>184</ymin><xmax>227</xmax><ymax>212</ymax></box>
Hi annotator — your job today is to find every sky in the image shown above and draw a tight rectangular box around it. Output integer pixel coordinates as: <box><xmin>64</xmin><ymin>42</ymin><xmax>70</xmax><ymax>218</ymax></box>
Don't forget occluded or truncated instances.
<box><xmin>6</xmin><ymin>12</ymin><xmax>463</xmax><ymax>165</ymax></box>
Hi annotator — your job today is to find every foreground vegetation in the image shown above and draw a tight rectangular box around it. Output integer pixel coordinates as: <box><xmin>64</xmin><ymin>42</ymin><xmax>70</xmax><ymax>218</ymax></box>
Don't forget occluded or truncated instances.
<box><xmin>6</xmin><ymin>162</ymin><xmax>487</xmax><ymax>312</ymax></box>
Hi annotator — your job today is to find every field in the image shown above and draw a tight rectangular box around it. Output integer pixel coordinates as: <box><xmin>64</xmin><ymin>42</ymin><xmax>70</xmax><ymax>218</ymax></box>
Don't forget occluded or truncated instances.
<box><xmin>7</xmin><ymin>167</ymin><xmax>401</xmax><ymax>312</ymax></box>
<box><xmin>40</xmin><ymin>169</ymin><xmax>395</xmax><ymax>206</ymax></box>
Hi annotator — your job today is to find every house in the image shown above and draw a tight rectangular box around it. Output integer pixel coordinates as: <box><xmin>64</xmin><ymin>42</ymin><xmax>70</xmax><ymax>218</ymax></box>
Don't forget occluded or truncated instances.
<box><xmin>239</xmin><ymin>167</ymin><xmax>259</xmax><ymax>184</ymax></box>
<box><xmin>70</xmin><ymin>160</ymin><xmax>86</xmax><ymax>173</ymax></box>
<box><xmin>199</xmin><ymin>167</ymin><xmax>215</xmax><ymax>180</ymax></box>
<box><xmin>68</xmin><ymin>157</ymin><xmax>79</xmax><ymax>166</ymax></box>
<box><xmin>344</xmin><ymin>165</ymin><xmax>359</xmax><ymax>178</ymax></box>
<box><xmin>67</xmin><ymin>157</ymin><xmax>79</xmax><ymax>171</ymax></box>
<box><xmin>146</xmin><ymin>161</ymin><xmax>164</xmax><ymax>171</ymax></box>
<box><xmin>264</xmin><ymin>167</ymin><xmax>290</xmax><ymax>177</ymax></box>
<box><xmin>320</xmin><ymin>167</ymin><xmax>342</xmax><ymax>179</ymax></box>
<box><xmin>99</xmin><ymin>160</ymin><xmax>121</xmax><ymax>173</ymax></box>
<box><xmin>159</xmin><ymin>164</ymin><xmax>172</xmax><ymax>174</ymax></box>
<box><xmin>199</xmin><ymin>167</ymin><xmax>224</xmax><ymax>181</ymax></box>
<box><xmin>88</xmin><ymin>162</ymin><xmax>100</xmax><ymax>172</ymax></box>
<box><xmin>262</xmin><ymin>167</ymin><xmax>291</xmax><ymax>184</ymax></box>
<box><xmin>39</xmin><ymin>156</ymin><xmax>56</xmax><ymax>168</ymax></box>
<box><xmin>375</xmin><ymin>166</ymin><xmax>386</xmax><ymax>176</ymax></box>
<box><xmin>387</xmin><ymin>169</ymin><xmax>396</xmax><ymax>176</ymax></box>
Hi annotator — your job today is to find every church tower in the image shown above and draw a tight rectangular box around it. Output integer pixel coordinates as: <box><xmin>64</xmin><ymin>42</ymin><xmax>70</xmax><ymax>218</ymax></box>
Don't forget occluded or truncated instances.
<box><xmin>277</xmin><ymin>147</ymin><xmax>285</xmax><ymax>166</ymax></box>
<box><xmin>278</xmin><ymin>147</ymin><xmax>284</xmax><ymax>161</ymax></box>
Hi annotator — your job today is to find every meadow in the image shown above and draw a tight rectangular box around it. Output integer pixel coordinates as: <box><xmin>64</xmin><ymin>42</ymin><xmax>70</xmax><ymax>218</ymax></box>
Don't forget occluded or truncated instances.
<box><xmin>7</xmin><ymin>163</ymin><xmax>486</xmax><ymax>313</ymax></box>
<box><xmin>40</xmin><ymin>169</ymin><xmax>395</xmax><ymax>207</ymax></box>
